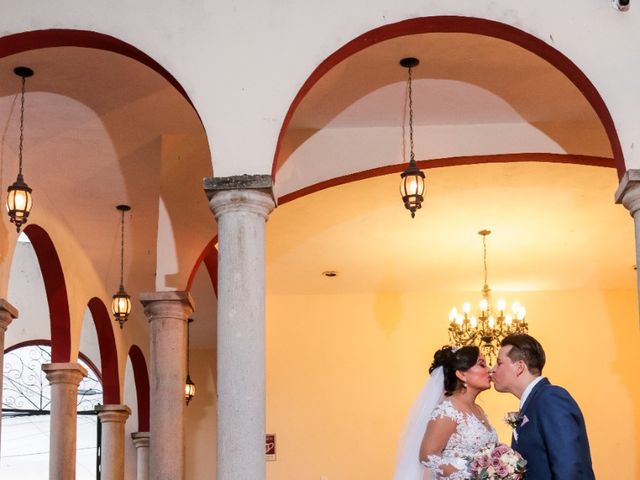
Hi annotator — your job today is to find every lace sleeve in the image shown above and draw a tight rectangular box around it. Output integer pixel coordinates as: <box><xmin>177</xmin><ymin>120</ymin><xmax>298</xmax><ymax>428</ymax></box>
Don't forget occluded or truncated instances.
<box><xmin>430</xmin><ymin>401</ymin><xmax>464</xmax><ymax>423</ymax></box>
<box><xmin>422</xmin><ymin>401</ymin><xmax>470</xmax><ymax>479</ymax></box>
<box><xmin>421</xmin><ymin>455</ymin><xmax>468</xmax><ymax>479</ymax></box>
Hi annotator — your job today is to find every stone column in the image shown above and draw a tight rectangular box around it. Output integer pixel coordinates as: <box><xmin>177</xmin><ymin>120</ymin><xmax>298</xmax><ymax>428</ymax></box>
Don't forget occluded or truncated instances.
<box><xmin>42</xmin><ymin>362</ymin><xmax>87</xmax><ymax>480</ymax></box>
<box><xmin>204</xmin><ymin>175</ymin><xmax>276</xmax><ymax>480</ymax></box>
<box><xmin>96</xmin><ymin>404</ymin><xmax>131</xmax><ymax>480</ymax></box>
<box><xmin>616</xmin><ymin>169</ymin><xmax>640</xmax><ymax>316</ymax></box>
<box><xmin>131</xmin><ymin>432</ymin><xmax>150</xmax><ymax>480</ymax></box>
<box><xmin>140</xmin><ymin>291</ymin><xmax>194</xmax><ymax>480</ymax></box>
<box><xmin>0</xmin><ymin>299</ymin><xmax>18</xmax><ymax>451</ymax></box>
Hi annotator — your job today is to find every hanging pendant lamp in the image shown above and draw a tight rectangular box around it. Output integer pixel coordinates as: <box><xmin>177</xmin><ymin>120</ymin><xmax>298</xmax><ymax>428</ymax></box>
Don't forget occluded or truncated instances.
<box><xmin>185</xmin><ymin>318</ymin><xmax>196</xmax><ymax>405</ymax></box>
<box><xmin>6</xmin><ymin>67</ymin><xmax>34</xmax><ymax>232</ymax></box>
<box><xmin>398</xmin><ymin>57</ymin><xmax>426</xmax><ymax>218</ymax></box>
<box><xmin>112</xmin><ymin>205</ymin><xmax>132</xmax><ymax>328</ymax></box>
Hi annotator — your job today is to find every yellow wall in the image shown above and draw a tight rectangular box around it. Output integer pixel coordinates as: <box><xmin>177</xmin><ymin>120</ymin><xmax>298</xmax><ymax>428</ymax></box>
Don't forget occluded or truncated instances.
<box><xmin>266</xmin><ymin>289</ymin><xmax>640</xmax><ymax>479</ymax></box>
<box><xmin>185</xmin><ymin>348</ymin><xmax>217</xmax><ymax>480</ymax></box>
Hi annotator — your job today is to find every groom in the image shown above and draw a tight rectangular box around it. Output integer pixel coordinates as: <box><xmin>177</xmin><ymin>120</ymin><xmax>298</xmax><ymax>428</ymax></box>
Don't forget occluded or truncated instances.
<box><xmin>491</xmin><ymin>334</ymin><xmax>595</xmax><ymax>480</ymax></box>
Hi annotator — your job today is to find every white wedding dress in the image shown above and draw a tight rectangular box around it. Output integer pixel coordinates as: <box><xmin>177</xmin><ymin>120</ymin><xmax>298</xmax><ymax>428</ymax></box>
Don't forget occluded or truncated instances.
<box><xmin>394</xmin><ymin>367</ymin><xmax>497</xmax><ymax>480</ymax></box>
<box><xmin>422</xmin><ymin>400</ymin><xmax>498</xmax><ymax>479</ymax></box>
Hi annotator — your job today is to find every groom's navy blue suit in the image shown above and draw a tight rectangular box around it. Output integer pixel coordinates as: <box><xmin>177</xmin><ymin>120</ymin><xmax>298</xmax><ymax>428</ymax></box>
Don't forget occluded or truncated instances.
<box><xmin>512</xmin><ymin>378</ymin><xmax>595</xmax><ymax>480</ymax></box>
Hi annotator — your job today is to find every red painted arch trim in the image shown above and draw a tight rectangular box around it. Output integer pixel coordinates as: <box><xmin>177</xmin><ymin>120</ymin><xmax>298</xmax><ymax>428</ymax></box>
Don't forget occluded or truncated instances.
<box><xmin>0</xmin><ymin>29</ymin><xmax>194</xmax><ymax>111</ymax></box>
<box><xmin>87</xmin><ymin>298</ymin><xmax>120</xmax><ymax>404</ymax></box>
<box><xmin>185</xmin><ymin>237</ymin><xmax>218</xmax><ymax>296</ymax></box>
<box><xmin>273</xmin><ymin>16</ymin><xmax>625</xmax><ymax>180</ymax></box>
<box><xmin>278</xmin><ymin>153</ymin><xmax>615</xmax><ymax>206</ymax></box>
<box><xmin>4</xmin><ymin>339</ymin><xmax>102</xmax><ymax>382</ymax></box>
<box><xmin>128</xmin><ymin>345</ymin><xmax>150</xmax><ymax>432</ymax></box>
<box><xmin>22</xmin><ymin>225</ymin><xmax>71</xmax><ymax>363</ymax></box>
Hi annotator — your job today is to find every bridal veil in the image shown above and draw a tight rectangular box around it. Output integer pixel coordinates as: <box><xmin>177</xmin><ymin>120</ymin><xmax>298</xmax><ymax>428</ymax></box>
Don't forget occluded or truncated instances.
<box><xmin>393</xmin><ymin>366</ymin><xmax>445</xmax><ymax>480</ymax></box>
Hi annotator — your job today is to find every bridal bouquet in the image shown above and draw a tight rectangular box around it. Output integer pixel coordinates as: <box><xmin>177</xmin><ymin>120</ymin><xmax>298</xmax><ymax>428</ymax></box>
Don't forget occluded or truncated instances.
<box><xmin>469</xmin><ymin>443</ymin><xmax>527</xmax><ymax>479</ymax></box>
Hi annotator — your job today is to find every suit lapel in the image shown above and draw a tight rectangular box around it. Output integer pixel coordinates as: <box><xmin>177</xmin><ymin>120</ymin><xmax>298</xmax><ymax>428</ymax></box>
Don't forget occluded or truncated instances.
<box><xmin>517</xmin><ymin>377</ymin><xmax>549</xmax><ymax>439</ymax></box>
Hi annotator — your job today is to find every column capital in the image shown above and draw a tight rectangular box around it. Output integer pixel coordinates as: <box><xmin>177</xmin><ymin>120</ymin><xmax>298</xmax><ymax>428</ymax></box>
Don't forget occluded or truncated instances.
<box><xmin>205</xmin><ymin>175</ymin><xmax>276</xmax><ymax>220</ymax></box>
<box><xmin>139</xmin><ymin>291</ymin><xmax>195</xmax><ymax>322</ymax></box>
<box><xmin>42</xmin><ymin>362</ymin><xmax>87</xmax><ymax>385</ymax></box>
<box><xmin>96</xmin><ymin>404</ymin><xmax>131</xmax><ymax>423</ymax></box>
<box><xmin>131</xmin><ymin>431</ymin><xmax>150</xmax><ymax>448</ymax></box>
<box><xmin>615</xmin><ymin>169</ymin><xmax>640</xmax><ymax>216</ymax></box>
<box><xmin>0</xmin><ymin>298</ymin><xmax>18</xmax><ymax>331</ymax></box>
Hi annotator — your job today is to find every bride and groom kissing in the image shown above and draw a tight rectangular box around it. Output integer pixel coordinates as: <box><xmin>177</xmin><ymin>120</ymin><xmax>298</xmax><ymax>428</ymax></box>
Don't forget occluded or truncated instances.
<box><xmin>394</xmin><ymin>334</ymin><xmax>595</xmax><ymax>480</ymax></box>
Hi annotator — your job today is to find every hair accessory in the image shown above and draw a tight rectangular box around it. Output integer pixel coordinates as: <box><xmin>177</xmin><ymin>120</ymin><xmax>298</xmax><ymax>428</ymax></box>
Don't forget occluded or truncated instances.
<box><xmin>451</xmin><ymin>346</ymin><xmax>461</xmax><ymax>353</ymax></box>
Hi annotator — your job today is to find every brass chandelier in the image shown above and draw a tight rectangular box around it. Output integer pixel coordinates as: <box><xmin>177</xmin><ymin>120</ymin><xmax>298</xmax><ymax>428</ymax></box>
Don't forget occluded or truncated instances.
<box><xmin>448</xmin><ymin>230</ymin><xmax>528</xmax><ymax>361</ymax></box>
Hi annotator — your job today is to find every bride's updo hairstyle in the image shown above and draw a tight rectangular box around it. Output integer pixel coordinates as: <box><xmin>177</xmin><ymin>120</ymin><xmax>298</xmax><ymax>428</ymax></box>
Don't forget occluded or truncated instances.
<box><xmin>429</xmin><ymin>345</ymin><xmax>480</xmax><ymax>396</ymax></box>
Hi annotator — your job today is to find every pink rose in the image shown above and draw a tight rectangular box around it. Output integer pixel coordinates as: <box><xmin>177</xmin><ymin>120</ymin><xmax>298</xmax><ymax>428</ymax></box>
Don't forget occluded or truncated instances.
<box><xmin>491</xmin><ymin>457</ymin><xmax>502</xmax><ymax>468</ymax></box>
<box><xmin>478</xmin><ymin>455</ymin><xmax>490</xmax><ymax>468</ymax></box>
<box><xmin>497</xmin><ymin>465</ymin><xmax>509</xmax><ymax>477</ymax></box>
<box><xmin>497</xmin><ymin>444</ymin><xmax>510</xmax><ymax>455</ymax></box>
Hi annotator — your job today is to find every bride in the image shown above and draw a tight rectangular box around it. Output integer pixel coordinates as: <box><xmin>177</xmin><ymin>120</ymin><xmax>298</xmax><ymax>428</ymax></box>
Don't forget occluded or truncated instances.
<box><xmin>394</xmin><ymin>345</ymin><xmax>496</xmax><ymax>479</ymax></box>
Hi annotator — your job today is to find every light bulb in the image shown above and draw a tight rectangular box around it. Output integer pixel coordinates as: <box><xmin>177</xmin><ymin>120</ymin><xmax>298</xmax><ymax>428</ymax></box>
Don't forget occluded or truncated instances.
<box><xmin>462</xmin><ymin>302</ymin><xmax>471</xmax><ymax>314</ymax></box>
<box><xmin>470</xmin><ymin>317</ymin><xmax>478</xmax><ymax>328</ymax></box>
<box><xmin>512</xmin><ymin>301</ymin><xmax>521</xmax><ymax>314</ymax></box>
<box><xmin>488</xmin><ymin>316</ymin><xmax>495</xmax><ymax>328</ymax></box>
<box><xmin>455</xmin><ymin>314</ymin><xmax>463</xmax><ymax>326</ymax></box>
<box><xmin>497</xmin><ymin>298</ymin><xmax>506</xmax><ymax>312</ymax></box>
<box><xmin>505</xmin><ymin>314</ymin><xmax>513</xmax><ymax>326</ymax></box>
<box><xmin>517</xmin><ymin>307</ymin><xmax>526</xmax><ymax>320</ymax></box>
<box><xmin>449</xmin><ymin>307</ymin><xmax>458</xmax><ymax>322</ymax></box>
<box><xmin>479</xmin><ymin>299</ymin><xmax>488</xmax><ymax>312</ymax></box>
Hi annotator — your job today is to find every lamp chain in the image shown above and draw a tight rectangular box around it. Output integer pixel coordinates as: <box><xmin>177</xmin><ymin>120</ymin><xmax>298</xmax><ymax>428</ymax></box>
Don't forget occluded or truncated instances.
<box><xmin>407</xmin><ymin>64</ymin><xmax>415</xmax><ymax>163</ymax></box>
<box><xmin>483</xmin><ymin>233</ymin><xmax>488</xmax><ymax>287</ymax></box>
<box><xmin>120</xmin><ymin>208</ymin><xmax>125</xmax><ymax>288</ymax></box>
<box><xmin>186</xmin><ymin>320</ymin><xmax>191</xmax><ymax>375</ymax></box>
<box><xmin>18</xmin><ymin>75</ymin><xmax>25</xmax><ymax>175</ymax></box>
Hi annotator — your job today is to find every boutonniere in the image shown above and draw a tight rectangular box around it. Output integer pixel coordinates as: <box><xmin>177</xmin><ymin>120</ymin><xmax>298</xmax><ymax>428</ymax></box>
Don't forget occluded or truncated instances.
<box><xmin>504</xmin><ymin>411</ymin><xmax>524</xmax><ymax>428</ymax></box>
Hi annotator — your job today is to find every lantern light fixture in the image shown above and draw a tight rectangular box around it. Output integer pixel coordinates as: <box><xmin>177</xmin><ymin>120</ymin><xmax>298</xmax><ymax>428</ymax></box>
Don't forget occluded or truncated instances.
<box><xmin>6</xmin><ymin>67</ymin><xmax>34</xmax><ymax>232</ymax></box>
<box><xmin>185</xmin><ymin>318</ymin><xmax>196</xmax><ymax>405</ymax></box>
<box><xmin>112</xmin><ymin>205</ymin><xmax>132</xmax><ymax>328</ymax></box>
<box><xmin>399</xmin><ymin>57</ymin><xmax>426</xmax><ymax>218</ymax></box>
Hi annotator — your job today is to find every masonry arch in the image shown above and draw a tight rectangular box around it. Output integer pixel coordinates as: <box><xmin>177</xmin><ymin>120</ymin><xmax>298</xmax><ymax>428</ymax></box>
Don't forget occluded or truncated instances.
<box><xmin>273</xmin><ymin>16</ymin><xmax>623</xmax><ymax>200</ymax></box>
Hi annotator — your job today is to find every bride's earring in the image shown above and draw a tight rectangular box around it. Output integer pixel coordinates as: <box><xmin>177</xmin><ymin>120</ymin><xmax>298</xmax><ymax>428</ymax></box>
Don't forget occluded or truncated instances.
<box><xmin>463</xmin><ymin>381</ymin><xmax>468</xmax><ymax>389</ymax></box>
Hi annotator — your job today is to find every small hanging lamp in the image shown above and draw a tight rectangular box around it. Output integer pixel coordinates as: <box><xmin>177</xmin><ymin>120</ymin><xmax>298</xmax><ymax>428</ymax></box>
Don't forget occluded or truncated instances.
<box><xmin>398</xmin><ymin>57</ymin><xmax>426</xmax><ymax>218</ymax></box>
<box><xmin>185</xmin><ymin>318</ymin><xmax>196</xmax><ymax>405</ymax></box>
<box><xmin>6</xmin><ymin>67</ymin><xmax>34</xmax><ymax>232</ymax></box>
<box><xmin>112</xmin><ymin>205</ymin><xmax>132</xmax><ymax>328</ymax></box>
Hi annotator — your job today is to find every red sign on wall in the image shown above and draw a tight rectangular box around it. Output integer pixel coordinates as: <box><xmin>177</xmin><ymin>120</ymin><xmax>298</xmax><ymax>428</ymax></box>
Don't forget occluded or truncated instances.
<box><xmin>265</xmin><ymin>434</ymin><xmax>276</xmax><ymax>461</ymax></box>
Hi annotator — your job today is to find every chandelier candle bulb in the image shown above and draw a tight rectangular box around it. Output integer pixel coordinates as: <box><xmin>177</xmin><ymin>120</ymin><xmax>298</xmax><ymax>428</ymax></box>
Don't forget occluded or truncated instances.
<box><xmin>479</xmin><ymin>298</ymin><xmax>488</xmax><ymax>314</ymax></box>
<box><xmin>497</xmin><ymin>298</ymin><xmax>506</xmax><ymax>312</ymax></box>
<box><xmin>449</xmin><ymin>308</ymin><xmax>458</xmax><ymax>322</ymax></box>
<box><xmin>463</xmin><ymin>302</ymin><xmax>471</xmax><ymax>314</ymax></box>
